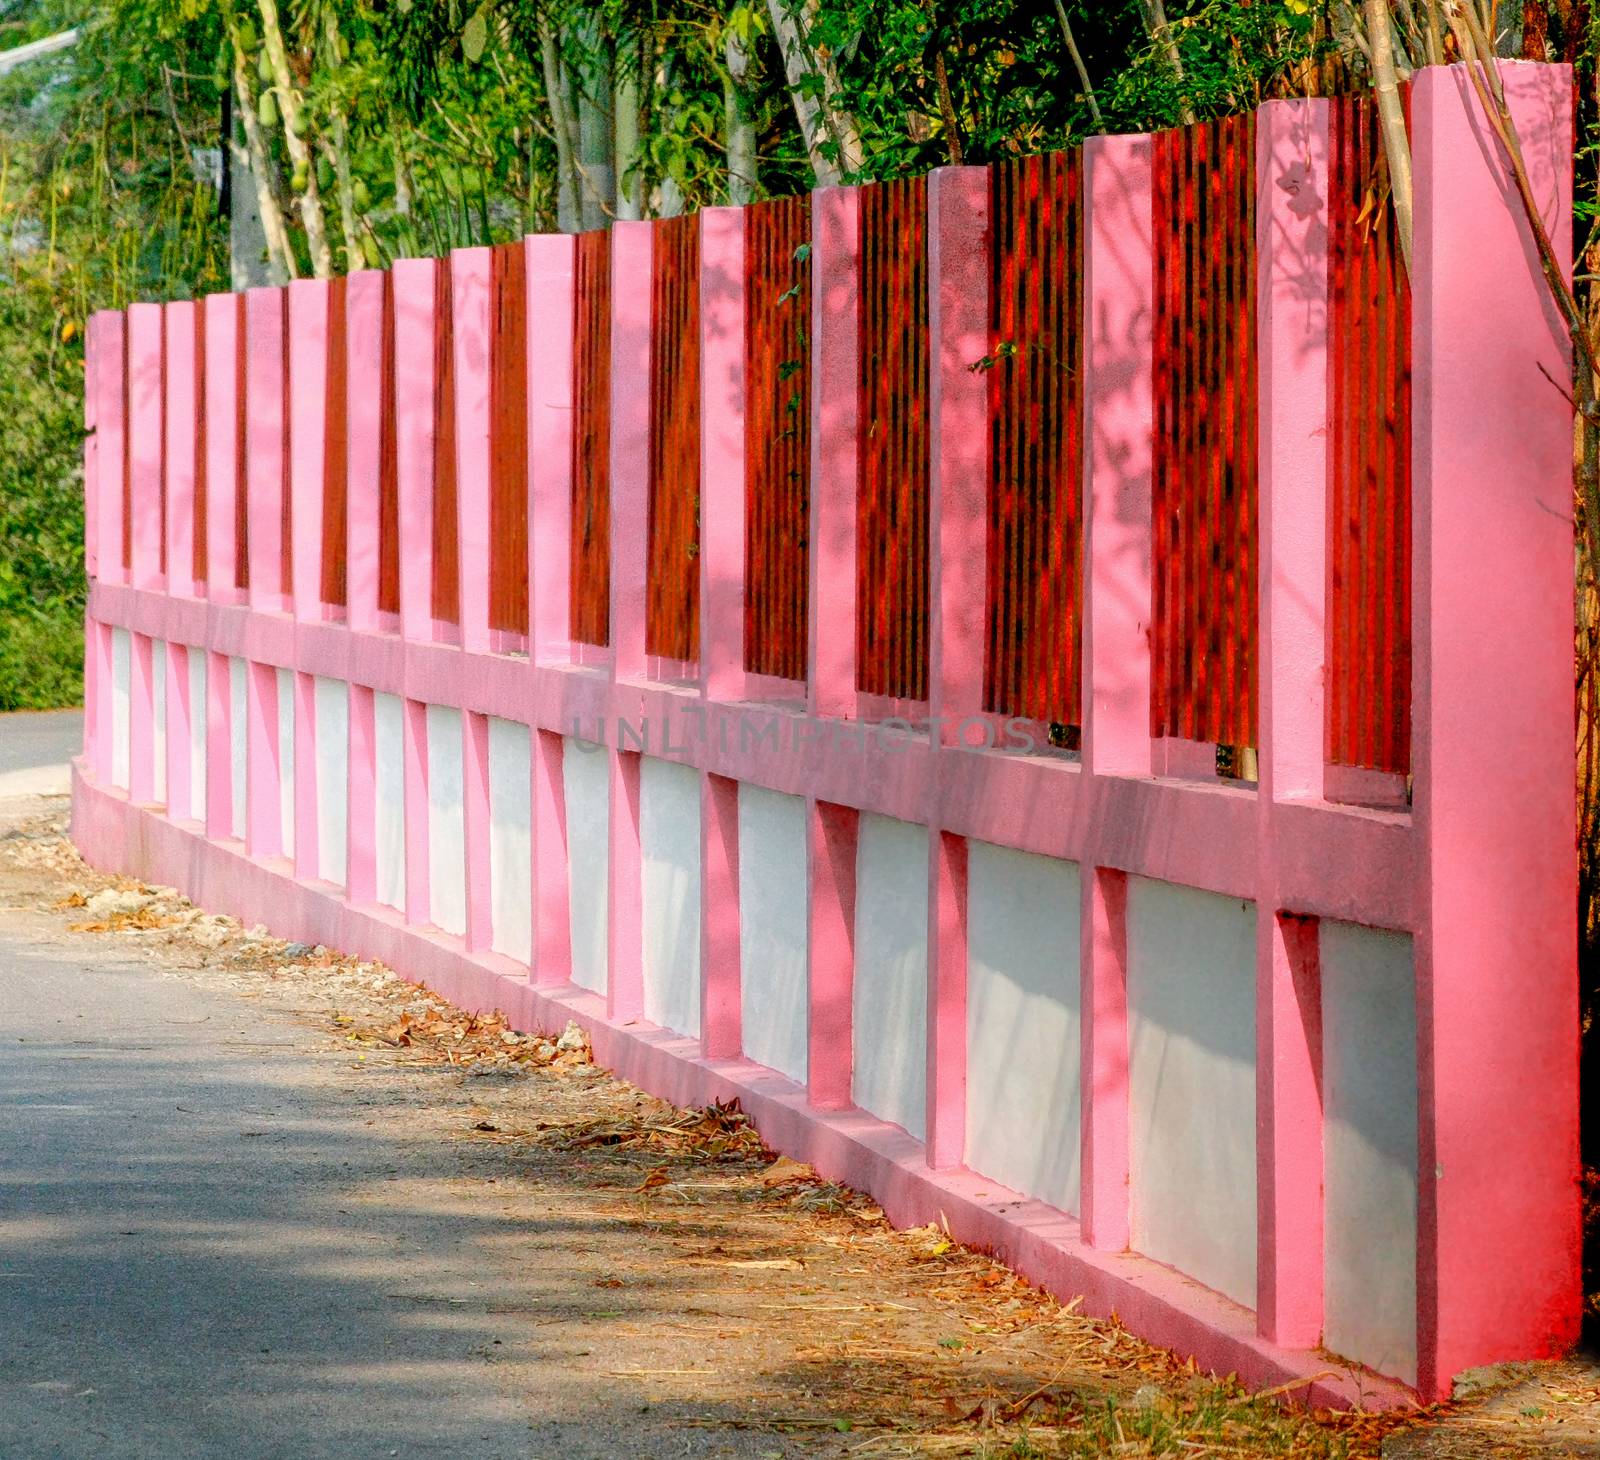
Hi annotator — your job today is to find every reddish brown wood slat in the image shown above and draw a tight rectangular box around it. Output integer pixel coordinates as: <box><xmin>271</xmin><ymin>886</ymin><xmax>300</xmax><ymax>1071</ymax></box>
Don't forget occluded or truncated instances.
<box><xmin>378</xmin><ymin>273</ymin><xmax>401</xmax><ymax>616</ymax></box>
<box><xmin>857</xmin><ymin>176</ymin><xmax>931</xmax><ymax>703</ymax></box>
<box><xmin>489</xmin><ymin>243</ymin><xmax>530</xmax><ymax>636</ymax></box>
<box><xmin>431</xmin><ymin>262</ymin><xmax>460</xmax><ymax>626</ymax></box>
<box><xmin>744</xmin><ymin>196</ymin><xmax>812</xmax><ymax>683</ymax></box>
<box><xmin>985</xmin><ymin>149</ymin><xmax>1084</xmax><ymax>729</ymax></box>
<box><xmin>1328</xmin><ymin>92</ymin><xmax>1412</xmax><ymax>776</ymax></box>
<box><xmin>1150</xmin><ymin>115</ymin><xmax>1259</xmax><ymax>749</ymax></box>
<box><xmin>646</xmin><ymin>213</ymin><xmax>702</xmax><ymax>664</ymax></box>
<box><xmin>570</xmin><ymin>228</ymin><xmax>613</xmax><ymax>648</ymax></box>
<box><xmin>321</xmin><ymin>275</ymin><xmax>349</xmax><ymax>608</ymax></box>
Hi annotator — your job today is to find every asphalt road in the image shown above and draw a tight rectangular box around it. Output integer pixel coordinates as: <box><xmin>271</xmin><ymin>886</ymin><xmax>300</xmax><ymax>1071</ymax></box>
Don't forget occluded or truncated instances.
<box><xmin>0</xmin><ymin>709</ymin><xmax>82</xmax><ymax>796</ymax></box>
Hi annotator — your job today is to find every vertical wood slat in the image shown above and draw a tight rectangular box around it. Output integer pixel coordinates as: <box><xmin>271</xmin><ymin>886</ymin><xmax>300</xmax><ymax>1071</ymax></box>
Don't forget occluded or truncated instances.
<box><xmin>743</xmin><ymin>195</ymin><xmax>813</xmax><ymax>682</ymax></box>
<box><xmin>984</xmin><ymin>149</ymin><xmax>1084</xmax><ymax>729</ymax></box>
<box><xmin>321</xmin><ymin>275</ymin><xmax>349</xmax><ymax>609</ymax></box>
<box><xmin>378</xmin><ymin>272</ymin><xmax>401</xmax><ymax>616</ymax></box>
<box><xmin>432</xmin><ymin>262</ymin><xmax>460</xmax><ymax>626</ymax></box>
<box><xmin>1328</xmin><ymin>92</ymin><xmax>1412</xmax><ymax>776</ymax></box>
<box><xmin>489</xmin><ymin>242</ymin><xmax>530</xmax><ymax>636</ymax></box>
<box><xmin>570</xmin><ymin>227</ymin><xmax>613</xmax><ymax>648</ymax></box>
<box><xmin>280</xmin><ymin>289</ymin><xmax>294</xmax><ymax>598</ymax></box>
<box><xmin>193</xmin><ymin>304</ymin><xmax>209</xmax><ymax>588</ymax></box>
<box><xmin>857</xmin><ymin>176</ymin><xmax>931</xmax><ymax>703</ymax></box>
<box><xmin>233</xmin><ymin>294</ymin><xmax>249</xmax><ymax>592</ymax></box>
<box><xmin>1150</xmin><ymin>114</ymin><xmax>1259</xmax><ymax>748</ymax></box>
<box><xmin>647</xmin><ymin>212</ymin><xmax>702</xmax><ymax>663</ymax></box>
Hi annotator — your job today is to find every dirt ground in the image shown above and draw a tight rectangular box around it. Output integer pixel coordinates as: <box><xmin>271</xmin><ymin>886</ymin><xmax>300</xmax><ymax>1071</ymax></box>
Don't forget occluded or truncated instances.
<box><xmin>4</xmin><ymin>794</ymin><xmax>1598</xmax><ymax>1458</ymax></box>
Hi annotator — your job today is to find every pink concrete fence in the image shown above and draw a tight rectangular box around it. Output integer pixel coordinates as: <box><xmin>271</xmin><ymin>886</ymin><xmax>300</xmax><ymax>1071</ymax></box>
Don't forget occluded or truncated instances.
<box><xmin>73</xmin><ymin>64</ymin><xmax>1579</xmax><ymax>1404</ymax></box>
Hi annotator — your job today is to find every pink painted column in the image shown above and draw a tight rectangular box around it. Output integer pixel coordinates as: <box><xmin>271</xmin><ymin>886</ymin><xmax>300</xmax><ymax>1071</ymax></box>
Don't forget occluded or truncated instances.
<box><xmin>345</xmin><ymin>270</ymin><xmax>385</xmax><ymax>634</ymax></box>
<box><xmin>699</xmin><ymin>207</ymin><xmax>747</xmax><ymax>704</ymax></box>
<box><xmin>96</xmin><ymin>311</ymin><xmax>127</xmax><ymax>587</ymax></box>
<box><xmin>205</xmin><ymin>650</ymin><xmax>234</xmax><ymax>841</ymax></box>
<box><xmin>607</xmin><ymin>748</ymin><xmax>645</xmax><ymax>1022</ymax></box>
<box><xmin>610</xmin><ymin>220</ymin><xmax>652</xmax><ymax>682</ymax></box>
<box><xmin>808</xmin><ymin>187</ymin><xmax>861</xmax><ymax>721</ymax></box>
<box><xmin>531</xmin><ymin>728</ymin><xmax>571</xmax><ymax>986</ymax></box>
<box><xmin>402</xmin><ymin>698</ymin><xmax>431</xmax><ymax>927</ymax></box>
<box><xmin>926</xmin><ymin>830</ymin><xmax>968</xmax><ymax>1170</ymax></box>
<box><xmin>86</xmin><ymin>621</ymin><xmax>112</xmax><ymax>783</ymax></box>
<box><xmin>128</xmin><ymin>633</ymin><xmax>157</xmax><ymax>805</ymax></box>
<box><xmin>245</xmin><ymin>660</ymin><xmax>283</xmax><ymax>860</ymax></box>
<box><xmin>346</xmin><ymin>684</ymin><xmax>378</xmax><ymax>905</ymax></box>
<box><xmin>526</xmin><ymin>234</ymin><xmax>575</xmax><ymax>665</ymax></box>
<box><xmin>452</xmin><ymin>248</ymin><xmax>494</xmax><ymax>654</ymax></box>
<box><xmin>204</xmin><ymin>294</ymin><xmax>241</xmax><ymax>603</ymax></box>
<box><xmin>700</xmin><ymin>771</ymin><xmax>742</xmax><ymax>1059</ymax></box>
<box><xmin>1254</xmin><ymin>96</ymin><xmax>1332</xmax><ymax>1350</ymax></box>
<box><xmin>293</xmin><ymin>671</ymin><xmax>318</xmax><ymax>882</ymax></box>
<box><xmin>246</xmin><ymin>287</ymin><xmax>288</xmax><ymax>612</ymax></box>
<box><xmin>84</xmin><ymin>311</ymin><xmax>101</xmax><ymax>583</ymax></box>
<box><xmin>806</xmin><ymin>798</ymin><xmax>858</xmax><ymax>1109</ymax></box>
<box><xmin>1410</xmin><ymin>60</ymin><xmax>1580</xmax><ymax>1397</ymax></box>
<box><xmin>463</xmin><ymin>711</ymin><xmax>494</xmax><ymax>953</ymax></box>
<box><xmin>127</xmin><ymin>302</ymin><xmax>164</xmax><ymax>591</ymax></box>
<box><xmin>1076</xmin><ymin>131</ymin><xmax>1154</xmax><ymax>1254</ymax></box>
<box><xmin>164</xmin><ymin>643</ymin><xmax>192</xmax><ymax>823</ymax></box>
<box><xmin>164</xmin><ymin>301</ymin><xmax>199</xmax><ymax>599</ymax></box>
<box><xmin>288</xmin><ymin>279</ymin><xmax>330</xmax><ymax>624</ymax></box>
<box><xmin>392</xmin><ymin>258</ymin><xmax>438</xmax><ymax>643</ymax></box>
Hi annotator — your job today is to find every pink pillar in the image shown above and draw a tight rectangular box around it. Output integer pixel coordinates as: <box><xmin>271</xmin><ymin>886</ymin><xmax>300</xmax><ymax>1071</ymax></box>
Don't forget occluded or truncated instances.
<box><xmin>393</xmin><ymin>258</ymin><xmax>438</xmax><ymax>643</ymax></box>
<box><xmin>1079</xmin><ymin>866</ymin><xmax>1131</xmax><ymax>1251</ymax></box>
<box><xmin>246</xmin><ymin>287</ymin><xmax>288</xmax><ymax>611</ymax></box>
<box><xmin>86</xmin><ymin>620</ymin><xmax>111</xmax><ymax>782</ymax></box>
<box><xmin>288</xmin><ymin>279</ymin><xmax>330</xmax><ymax>624</ymax></box>
<box><xmin>610</xmin><ymin>221</ymin><xmax>652</xmax><ymax>682</ymax></box>
<box><xmin>245</xmin><ymin>660</ymin><xmax>282</xmax><ymax>860</ymax></box>
<box><xmin>926</xmin><ymin>830</ymin><xmax>968</xmax><ymax>1171</ymax></box>
<box><xmin>127</xmin><ymin>302</ymin><xmax>164</xmax><ymax>591</ymax></box>
<box><xmin>1411</xmin><ymin>61</ymin><xmax>1580</xmax><ymax>1396</ymax></box>
<box><xmin>205</xmin><ymin>650</ymin><xmax>233</xmax><ymax>840</ymax></box>
<box><xmin>346</xmin><ymin>684</ymin><xmax>378</xmax><ymax>905</ymax></box>
<box><xmin>452</xmin><ymin>248</ymin><xmax>494</xmax><ymax>654</ymax></box>
<box><xmin>927</xmin><ymin>166</ymin><xmax>990</xmax><ymax>742</ymax></box>
<box><xmin>293</xmin><ymin>671</ymin><xmax>318</xmax><ymax>881</ymax></box>
<box><xmin>531</xmin><ymin>728</ymin><xmax>571</xmax><ymax>986</ymax></box>
<box><xmin>84</xmin><ymin>312</ymin><xmax>101</xmax><ymax>582</ymax></box>
<box><xmin>700</xmin><ymin>771</ymin><xmax>742</xmax><ymax>1059</ymax></box>
<box><xmin>345</xmin><ymin>270</ymin><xmax>385</xmax><ymax>634</ymax></box>
<box><xmin>128</xmin><ymin>633</ymin><xmax>157</xmax><ymax>805</ymax></box>
<box><xmin>402</xmin><ymin>698</ymin><xmax>431</xmax><ymax>927</ymax></box>
<box><xmin>463</xmin><ymin>710</ymin><xmax>494</xmax><ymax>952</ymax></box>
<box><xmin>1254</xmin><ymin>97</ymin><xmax>1332</xmax><ymax>1349</ymax></box>
<box><xmin>807</xmin><ymin>798</ymin><xmax>858</xmax><ymax>1110</ymax></box>
<box><xmin>164</xmin><ymin>301</ymin><xmax>198</xmax><ymax>599</ymax></box>
<box><xmin>96</xmin><ymin>311</ymin><xmax>127</xmax><ymax>587</ymax></box>
<box><xmin>164</xmin><ymin>642</ymin><xmax>192</xmax><ymax>822</ymax></box>
<box><xmin>204</xmin><ymin>295</ymin><xmax>241</xmax><ymax>603</ymax></box>
<box><xmin>527</xmin><ymin>234</ymin><xmax>575</xmax><ymax>665</ymax></box>
<box><xmin>808</xmin><ymin>187</ymin><xmax>861</xmax><ymax>721</ymax></box>
<box><xmin>607</xmin><ymin>748</ymin><xmax>645</xmax><ymax>1021</ymax></box>
<box><xmin>699</xmin><ymin>207</ymin><xmax>747</xmax><ymax>704</ymax></box>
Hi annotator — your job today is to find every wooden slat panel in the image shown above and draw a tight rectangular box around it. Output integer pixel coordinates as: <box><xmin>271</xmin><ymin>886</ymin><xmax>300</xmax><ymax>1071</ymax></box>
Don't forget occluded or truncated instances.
<box><xmin>489</xmin><ymin>242</ymin><xmax>530</xmax><ymax>635</ymax></box>
<box><xmin>321</xmin><ymin>275</ymin><xmax>349</xmax><ymax>608</ymax></box>
<box><xmin>431</xmin><ymin>262</ymin><xmax>459</xmax><ymax>625</ymax></box>
<box><xmin>570</xmin><ymin>228</ymin><xmax>612</xmax><ymax>648</ymax></box>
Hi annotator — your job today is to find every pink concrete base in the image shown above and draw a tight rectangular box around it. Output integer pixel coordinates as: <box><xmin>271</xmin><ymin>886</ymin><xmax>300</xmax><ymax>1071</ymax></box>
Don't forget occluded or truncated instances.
<box><xmin>71</xmin><ymin>761</ymin><xmax>1413</xmax><ymax>1413</ymax></box>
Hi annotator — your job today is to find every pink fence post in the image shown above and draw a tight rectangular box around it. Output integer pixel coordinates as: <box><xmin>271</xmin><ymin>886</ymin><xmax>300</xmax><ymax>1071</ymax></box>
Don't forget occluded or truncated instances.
<box><xmin>245</xmin><ymin>660</ymin><xmax>283</xmax><ymax>860</ymax></box>
<box><xmin>451</xmin><ymin>247</ymin><xmax>494</xmax><ymax>654</ymax></box>
<box><xmin>292</xmin><ymin>671</ymin><xmax>318</xmax><ymax>882</ymax></box>
<box><xmin>463</xmin><ymin>710</ymin><xmax>494</xmax><ymax>952</ymax></box>
<box><xmin>531</xmin><ymin>728</ymin><xmax>571</xmax><ymax>986</ymax></box>
<box><xmin>346</xmin><ymin>684</ymin><xmax>377</xmax><ymax>905</ymax></box>
<box><xmin>204</xmin><ymin>294</ymin><xmax>240</xmax><ymax>603</ymax></box>
<box><xmin>807</xmin><ymin>798</ymin><xmax>858</xmax><ymax>1109</ymax></box>
<box><xmin>700</xmin><ymin>771</ymin><xmax>742</xmax><ymax>1059</ymax></box>
<box><xmin>610</xmin><ymin>220</ymin><xmax>652</xmax><ymax>682</ymax></box>
<box><xmin>402</xmin><ymin>697</ymin><xmax>431</xmax><ymax>927</ymax></box>
<box><xmin>96</xmin><ymin>311</ymin><xmax>127</xmax><ymax>587</ymax></box>
<box><xmin>1080</xmin><ymin>867</ymin><xmax>1131</xmax><ymax>1251</ymax></box>
<box><xmin>392</xmin><ymin>258</ymin><xmax>438</xmax><ymax>643</ymax></box>
<box><xmin>127</xmin><ymin>302</ymin><xmax>164</xmax><ymax>591</ymax></box>
<box><xmin>808</xmin><ymin>187</ymin><xmax>861</xmax><ymax>720</ymax></box>
<box><xmin>526</xmin><ymin>234</ymin><xmax>575</xmax><ymax>665</ymax></box>
<box><xmin>1254</xmin><ymin>96</ymin><xmax>1332</xmax><ymax>1350</ymax></box>
<box><xmin>345</xmin><ymin>270</ymin><xmax>385</xmax><ymax>634</ymax></box>
<box><xmin>607</xmin><ymin>748</ymin><xmax>645</xmax><ymax>1022</ymax></box>
<box><xmin>246</xmin><ymin>287</ymin><xmax>287</xmax><ymax>612</ymax></box>
<box><xmin>84</xmin><ymin>311</ymin><xmax>101</xmax><ymax>583</ymax></box>
<box><xmin>164</xmin><ymin>643</ymin><xmax>192</xmax><ymax>823</ymax></box>
<box><xmin>699</xmin><ymin>207</ymin><xmax>747</xmax><ymax>704</ymax></box>
<box><xmin>1410</xmin><ymin>60</ymin><xmax>1580</xmax><ymax>1397</ymax></box>
<box><xmin>128</xmin><ymin>633</ymin><xmax>157</xmax><ymax>805</ymax></box>
<box><xmin>926</xmin><ymin>830</ymin><xmax>968</xmax><ymax>1171</ymax></box>
<box><xmin>205</xmin><ymin>650</ymin><xmax>233</xmax><ymax>840</ymax></box>
<box><xmin>288</xmin><ymin>279</ymin><xmax>330</xmax><ymax>624</ymax></box>
<box><xmin>164</xmin><ymin>301</ymin><xmax>198</xmax><ymax>598</ymax></box>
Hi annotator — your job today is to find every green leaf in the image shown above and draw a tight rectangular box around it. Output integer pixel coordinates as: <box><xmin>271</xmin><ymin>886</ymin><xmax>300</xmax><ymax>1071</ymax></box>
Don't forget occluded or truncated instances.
<box><xmin>462</xmin><ymin>10</ymin><xmax>488</xmax><ymax>64</ymax></box>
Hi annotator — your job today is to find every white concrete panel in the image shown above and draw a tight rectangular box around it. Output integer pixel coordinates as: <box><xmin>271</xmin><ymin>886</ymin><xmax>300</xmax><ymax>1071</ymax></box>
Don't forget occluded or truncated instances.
<box><xmin>641</xmin><ymin>757</ymin><xmax>702</xmax><ymax>1039</ymax></box>
<box><xmin>314</xmin><ymin>677</ymin><xmax>349</xmax><ymax>887</ymax></box>
<box><xmin>110</xmin><ymin>628</ymin><xmax>130</xmax><ymax>790</ymax></box>
<box><xmin>187</xmin><ymin>649</ymin><xmax>206</xmax><ymax>816</ymax></box>
<box><xmin>229</xmin><ymin>657</ymin><xmax>247</xmax><ymax>839</ymax></box>
<box><xmin>276</xmin><ymin>667</ymin><xmax>295</xmax><ymax>860</ymax></box>
<box><xmin>562</xmin><ymin>736</ymin><xmax>609</xmax><ymax>995</ymax></box>
<box><xmin>737</xmin><ymin>785</ymin><xmax>808</xmax><ymax>1085</ymax></box>
<box><xmin>426</xmin><ymin>704</ymin><xmax>466</xmax><ymax>937</ymax></box>
<box><xmin>1323</xmin><ymin>922</ymin><xmax>1418</xmax><ymax>1386</ymax></box>
<box><xmin>853</xmin><ymin>814</ymin><xmax>929</xmax><ymax>1142</ymax></box>
<box><xmin>1128</xmin><ymin>878</ymin><xmax>1257</xmax><ymax>1309</ymax></box>
<box><xmin>488</xmin><ymin>718</ymin><xmax>532</xmax><ymax>963</ymax></box>
<box><xmin>151</xmin><ymin>640</ymin><xmax>167</xmax><ymax>804</ymax></box>
<box><xmin>374</xmin><ymin>693</ymin><xmax>405</xmax><ymax>911</ymax></box>
<box><xmin>966</xmin><ymin>843</ymin><xmax>1082</xmax><ymax>1216</ymax></box>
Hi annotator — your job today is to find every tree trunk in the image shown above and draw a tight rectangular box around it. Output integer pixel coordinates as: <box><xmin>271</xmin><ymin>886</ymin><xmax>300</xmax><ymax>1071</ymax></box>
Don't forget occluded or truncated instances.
<box><xmin>766</xmin><ymin>0</ymin><xmax>865</xmax><ymax>185</ymax></box>
<box><xmin>614</xmin><ymin>32</ymin><xmax>643</xmax><ymax>222</ymax></box>
<box><xmin>537</xmin><ymin>19</ymin><xmax>581</xmax><ymax>233</ymax></box>
<box><xmin>226</xmin><ymin>13</ymin><xmax>295</xmax><ymax>284</ymax></box>
<box><xmin>724</xmin><ymin>24</ymin><xmax>758</xmax><ymax>204</ymax></box>
<box><xmin>254</xmin><ymin>0</ymin><xmax>333</xmax><ymax>277</ymax></box>
<box><xmin>1138</xmin><ymin>0</ymin><xmax>1195</xmax><ymax>124</ymax></box>
<box><xmin>1052</xmin><ymin>0</ymin><xmax>1103</xmax><ymax>129</ymax></box>
<box><xmin>322</xmin><ymin>7</ymin><xmax>360</xmax><ymax>271</ymax></box>
<box><xmin>573</xmin><ymin>14</ymin><xmax>615</xmax><ymax>231</ymax></box>
<box><xmin>1365</xmin><ymin>0</ymin><xmax>1414</xmax><ymax>274</ymax></box>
